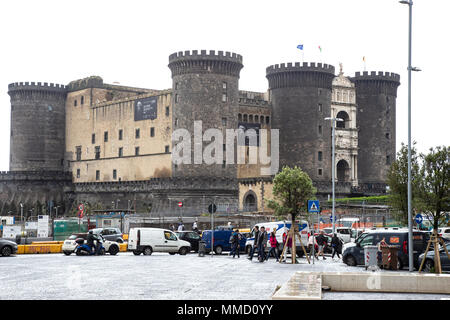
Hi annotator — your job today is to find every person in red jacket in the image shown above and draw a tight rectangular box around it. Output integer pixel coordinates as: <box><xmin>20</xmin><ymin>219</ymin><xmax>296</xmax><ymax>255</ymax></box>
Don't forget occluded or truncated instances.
<box><xmin>266</xmin><ymin>230</ymin><xmax>279</xmax><ymax>261</ymax></box>
<box><xmin>281</xmin><ymin>231</ymin><xmax>292</xmax><ymax>262</ymax></box>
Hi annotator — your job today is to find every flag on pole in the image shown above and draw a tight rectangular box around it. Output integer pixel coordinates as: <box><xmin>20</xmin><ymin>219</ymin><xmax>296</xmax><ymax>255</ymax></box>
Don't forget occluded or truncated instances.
<box><xmin>318</xmin><ymin>45</ymin><xmax>322</xmax><ymax>52</ymax></box>
<box><xmin>297</xmin><ymin>44</ymin><xmax>304</xmax><ymax>50</ymax></box>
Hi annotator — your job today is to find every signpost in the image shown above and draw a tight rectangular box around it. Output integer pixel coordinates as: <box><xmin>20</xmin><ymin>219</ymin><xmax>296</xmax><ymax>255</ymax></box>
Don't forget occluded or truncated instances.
<box><xmin>209</xmin><ymin>202</ymin><xmax>217</xmax><ymax>256</ymax></box>
<box><xmin>308</xmin><ymin>200</ymin><xmax>320</xmax><ymax>264</ymax></box>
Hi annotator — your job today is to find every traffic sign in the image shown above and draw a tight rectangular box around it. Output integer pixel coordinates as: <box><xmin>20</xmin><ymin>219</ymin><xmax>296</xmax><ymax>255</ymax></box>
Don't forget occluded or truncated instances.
<box><xmin>330</xmin><ymin>215</ymin><xmax>337</xmax><ymax>222</ymax></box>
<box><xmin>208</xmin><ymin>204</ymin><xmax>217</xmax><ymax>214</ymax></box>
<box><xmin>178</xmin><ymin>202</ymin><xmax>183</xmax><ymax>208</ymax></box>
<box><xmin>415</xmin><ymin>214</ymin><xmax>423</xmax><ymax>224</ymax></box>
<box><xmin>307</xmin><ymin>200</ymin><xmax>320</xmax><ymax>213</ymax></box>
<box><xmin>78</xmin><ymin>203</ymin><xmax>84</xmax><ymax>212</ymax></box>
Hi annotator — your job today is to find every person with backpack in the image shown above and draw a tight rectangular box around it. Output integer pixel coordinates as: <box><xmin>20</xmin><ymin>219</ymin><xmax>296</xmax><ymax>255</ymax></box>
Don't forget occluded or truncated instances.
<box><xmin>247</xmin><ymin>226</ymin><xmax>260</xmax><ymax>261</ymax></box>
<box><xmin>331</xmin><ymin>233</ymin><xmax>343</xmax><ymax>260</ymax></box>
<box><xmin>316</xmin><ymin>230</ymin><xmax>327</xmax><ymax>260</ymax></box>
<box><xmin>266</xmin><ymin>230</ymin><xmax>279</xmax><ymax>261</ymax></box>
<box><xmin>229</xmin><ymin>229</ymin><xmax>241</xmax><ymax>258</ymax></box>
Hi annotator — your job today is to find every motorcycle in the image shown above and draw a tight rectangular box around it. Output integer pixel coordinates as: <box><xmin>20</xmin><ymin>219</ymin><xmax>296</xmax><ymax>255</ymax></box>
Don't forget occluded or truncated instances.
<box><xmin>74</xmin><ymin>238</ymin><xmax>106</xmax><ymax>256</ymax></box>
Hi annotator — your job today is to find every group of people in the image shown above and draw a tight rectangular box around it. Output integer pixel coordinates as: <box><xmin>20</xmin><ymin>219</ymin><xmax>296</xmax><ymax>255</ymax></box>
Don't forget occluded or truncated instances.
<box><xmin>246</xmin><ymin>226</ymin><xmax>283</xmax><ymax>262</ymax></box>
<box><xmin>169</xmin><ymin>220</ymin><xmax>199</xmax><ymax>233</ymax></box>
<box><xmin>307</xmin><ymin>230</ymin><xmax>344</xmax><ymax>261</ymax></box>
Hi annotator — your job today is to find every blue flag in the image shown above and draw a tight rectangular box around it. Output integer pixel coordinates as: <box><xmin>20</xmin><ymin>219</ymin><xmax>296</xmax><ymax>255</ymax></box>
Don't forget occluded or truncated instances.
<box><xmin>297</xmin><ymin>44</ymin><xmax>304</xmax><ymax>50</ymax></box>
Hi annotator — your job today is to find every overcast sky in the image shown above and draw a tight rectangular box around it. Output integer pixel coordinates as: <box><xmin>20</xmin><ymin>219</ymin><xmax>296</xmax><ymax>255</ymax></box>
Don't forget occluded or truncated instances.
<box><xmin>0</xmin><ymin>0</ymin><xmax>448</xmax><ymax>171</ymax></box>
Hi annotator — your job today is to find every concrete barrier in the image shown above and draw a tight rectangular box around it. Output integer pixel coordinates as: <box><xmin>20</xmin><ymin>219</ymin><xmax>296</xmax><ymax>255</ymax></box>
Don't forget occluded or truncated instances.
<box><xmin>272</xmin><ymin>271</ymin><xmax>450</xmax><ymax>300</ymax></box>
<box><xmin>17</xmin><ymin>244</ymin><xmax>62</xmax><ymax>254</ymax></box>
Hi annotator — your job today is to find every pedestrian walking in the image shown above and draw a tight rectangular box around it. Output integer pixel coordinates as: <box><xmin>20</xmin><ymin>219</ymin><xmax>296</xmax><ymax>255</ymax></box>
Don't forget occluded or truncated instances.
<box><xmin>331</xmin><ymin>233</ymin><xmax>343</xmax><ymax>260</ymax></box>
<box><xmin>257</xmin><ymin>226</ymin><xmax>268</xmax><ymax>262</ymax></box>
<box><xmin>266</xmin><ymin>230</ymin><xmax>279</xmax><ymax>261</ymax></box>
<box><xmin>229</xmin><ymin>229</ymin><xmax>241</xmax><ymax>258</ymax></box>
<box><xmin>169</xmin><ymin>224</ymin><xmax>175</xmax><ymax>231</ymax></box>
<box><xmin>177</xmin><ymin>223</ymin><xmax>185</xmax><ymax>232</ymax></box>
<box><xmin>247</xmin><ymin>226</ymin><xmax>259</xmax><ymax>260</ymax></box>
<box><xmin>192</xmin><ymin>220</ymin><xmax>198</xmax><ymax>233</ymax></box>
<box><xmin>377</xmin><ymin>237</ymin><xmax>388</xmax><ymax>266</ymax></box>
<box><xmin>281</xmin><ymin>231</ymin><xmax>292</xmax><ymax>262</ymax></box>
<box><xmin>316</xmin><ymin>230</ymin><xmax>327</xmax><ymax>260</ymax></box>
<box><xmin>308</xmin><ymin>233</ymin><xmax>318</xmax><ymax>260</ymax></box>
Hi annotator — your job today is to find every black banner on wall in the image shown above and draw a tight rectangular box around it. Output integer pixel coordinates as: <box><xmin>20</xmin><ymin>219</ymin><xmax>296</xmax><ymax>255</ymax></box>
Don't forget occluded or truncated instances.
<box><xmin>238</xmin><ymin>122</ymin><xmax>260</xmax><ymax>146</ymax></box>
<box><xmin>134</xmin><ymin>96</ymin><xmax>157</xmax><ymax>121</ymax></box>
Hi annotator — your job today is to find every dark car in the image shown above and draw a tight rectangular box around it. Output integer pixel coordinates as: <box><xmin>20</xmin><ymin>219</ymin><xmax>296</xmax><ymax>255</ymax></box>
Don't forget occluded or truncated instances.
<box><xmin>0</xmin><ymin>239</ymin><xmax>19</xmax><ymax>257</ymax></box>
<box><xmin>175</xmin><ymin>230</ymin><xmax>201</xmax><ymax>252</ymax></box>
<box><xmin>418</xmin><ymin>242</ymin><xmax>450</xmax><ymax>272</ymax></box>
<box><xmin>342</xmin><ymin>228</ymin><xmax>430</xmax><ymax>270</ymax></box>
<box><xmin>91</xmin><ymin>228</ymin><xmax>124</xmax><ymax>243</ymax></box>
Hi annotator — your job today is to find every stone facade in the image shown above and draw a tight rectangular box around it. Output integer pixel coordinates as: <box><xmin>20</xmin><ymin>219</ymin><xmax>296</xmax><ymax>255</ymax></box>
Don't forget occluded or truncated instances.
<box><xmin>2</xmin><ymin>51</ymin><xmax>399</xmax><ymax>216</ymax></box>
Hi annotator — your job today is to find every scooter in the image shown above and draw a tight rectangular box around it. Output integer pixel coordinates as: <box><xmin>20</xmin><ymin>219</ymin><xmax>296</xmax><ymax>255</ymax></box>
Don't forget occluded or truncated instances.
<box><xmin>74</xmin><ymin>238</ymin><xmax>106</xmax><ymax>256</ymax></box>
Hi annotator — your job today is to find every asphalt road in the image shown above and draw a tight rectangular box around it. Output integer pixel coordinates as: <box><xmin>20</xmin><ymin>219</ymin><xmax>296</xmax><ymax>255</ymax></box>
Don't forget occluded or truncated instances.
<box><xmin>0</xmin><ymin>251</ymin><xmax>448</xmax><ymax>300</ymax></box>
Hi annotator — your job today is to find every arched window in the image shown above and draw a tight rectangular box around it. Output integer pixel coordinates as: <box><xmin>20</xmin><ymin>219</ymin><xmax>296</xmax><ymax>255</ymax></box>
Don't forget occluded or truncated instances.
<box><xmin>243</xmin><ymin>192</ymin><xmax>257</xmax><ymax>212</ymax></box>
<box><xmin>238</xmin><ymin>113</ymin><xmax>242</xmax><ymax>121</ymax></box>
<box><xmin>336</xmin><ymin>111</ymin><xmax>349</xmax><ymax>129</ymax></box>
<box><xmin>337</xmin><ymin>160</ymin><xmax>350</xmax><ymax>181</ymax></box>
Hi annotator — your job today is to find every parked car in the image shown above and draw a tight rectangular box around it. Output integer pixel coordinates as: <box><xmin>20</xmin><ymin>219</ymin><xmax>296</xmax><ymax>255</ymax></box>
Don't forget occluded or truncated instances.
<box><xmin>175</xmin><ymin>230</ymin><xmax>201</xmax><ymax>252</ymax></box>
<box><xmin>128</xmin><ymin>228</ymin><xmax>191</xmax><ymax>255</ymax></box>
<box><xmin>342</xmin><ymin>228</ymin><xmax>430</xmax><ymax>270</ymax></box>
<box><xmin>418</xmin><ymin>242</ymin><xmax>450</xmax><ymax>272</ymax></box>
<box><xmin>91</xmin><ymin>228</ymin><xmax>124</xmax><ymax>243</ymax></box>
<box><xmin>62</xmin><ymin>233</ymin><xmax>120</xmax><ymax>255</ymax></box>
<box><xmin>202</xmin><ymin>229</ymin><xmax>246</xmax><ymax>255</ymax></box>
<box><xmin>0</xmin><ymin>239</ymin><xmax>18</xmax><ymax>257</ymax></box>
<box><xmin>437</xmin><ymin>227</ymin><xmax>450</xmax><ymax>240</ymax></box>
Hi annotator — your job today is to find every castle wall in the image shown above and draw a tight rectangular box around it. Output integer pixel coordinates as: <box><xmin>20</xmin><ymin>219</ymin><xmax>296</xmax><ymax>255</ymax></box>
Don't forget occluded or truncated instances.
<box><xmin>66</xmin><ymin>90</ymin><xmax>173</xmax><ymax>182</ymax></box>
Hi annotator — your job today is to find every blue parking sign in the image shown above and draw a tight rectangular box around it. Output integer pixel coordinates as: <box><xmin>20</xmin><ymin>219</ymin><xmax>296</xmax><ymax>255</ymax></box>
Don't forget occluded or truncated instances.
<box><xmin>308</xmin><ymin>200</ymin><xmax>320</xmax><ymax>213</ymax></box>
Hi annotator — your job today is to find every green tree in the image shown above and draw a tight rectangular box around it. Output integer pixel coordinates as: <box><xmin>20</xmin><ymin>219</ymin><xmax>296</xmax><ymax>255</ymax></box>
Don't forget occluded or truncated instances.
<box><xmin>387</xmin><ymin>142</ymin><xmax>420</xmax><ymax>226</ymax></box>
<box><xmin>267</xmin><ymin>166</ymin><xmax>317</xmax><ymax>220</ymax></box>
<box><xmin>416</xmin><ymin>146</ymin><xmax>450</xmax><ymax>231</ymax></box>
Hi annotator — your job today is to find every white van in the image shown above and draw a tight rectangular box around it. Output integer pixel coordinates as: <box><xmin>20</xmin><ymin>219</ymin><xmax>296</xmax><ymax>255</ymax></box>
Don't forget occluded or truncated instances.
<box><xmin>128</xmin><ymin>228</ymin><xmax>191</xmax><ymax>256</ymax></box>
<box><xmin>244</xmin><ymin>220</ymin><xmax>310</xmax><ymax>255</ymax></box>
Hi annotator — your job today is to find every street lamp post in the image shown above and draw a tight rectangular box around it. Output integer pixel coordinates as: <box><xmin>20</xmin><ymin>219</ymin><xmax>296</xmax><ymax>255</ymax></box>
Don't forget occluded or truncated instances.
<box><xmin>325</xmin><ymin>117</ymin><xmax>344</xmax><ymax>235</ymax></box>
<box><xmin>400</xmin><ymin>0</ymin><xmax>421</xmax><ymax>272</ymax></box>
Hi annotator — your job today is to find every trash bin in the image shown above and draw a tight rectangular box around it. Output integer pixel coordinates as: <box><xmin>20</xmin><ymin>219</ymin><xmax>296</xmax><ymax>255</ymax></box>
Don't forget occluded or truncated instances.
<box><xmin>198</xmin><ymin>240</ymin><xmax>206</xmax><ymax>257</ymax></box>
<box><xmin>381</xmin><ymin>245</ymin><xmax>399</xmax><ymax>270</ymax></box>
<box><xmin>388</xmin><ymin>246</ymin><xmax>400</xmax><ymax>270</ymax></box>
<box><xmin>364</xmin><ymin>245</ymin><xmax>378</xmax><ymax>270</ymax></box>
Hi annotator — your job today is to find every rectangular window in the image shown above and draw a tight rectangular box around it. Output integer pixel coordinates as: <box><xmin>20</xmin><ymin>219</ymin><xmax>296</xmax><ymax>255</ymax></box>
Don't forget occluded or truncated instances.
<box><xmin>165</xmin><ymin>145</ymin><xmax>169</xmax><ymax>153</ymax></box>
<box><xmin>318</xmin><ymin>103</ymin><xmax>323</xmax><ymax>112</ymax></box>
<box><xmin>318</xmin><ymin>168</ymin><xmax>323</xmax><ymax>176</ymax></box>
<box><xmin>135</xmin><ymin>147</ymin><xmax>140</xmax><ymax>156</ymax></box>
<box><xmin>222</xmin><ymin>93</ymin><xmax>227</xmax><ymax>102</ymax></box>
<box><xmin>318</xmin><ymin>151</ymin><xmax>323</xmax><ymax>161</ymax></box>
<box><xmin>76</xmin><ymin>146</ymin><xmax>82</xmax><ymax>161</ymax></box>
<box><xmin>222</xmin><ymin>117</ymin><xmax>227</xmax><ymax>126</ymax></box>
<box><xmin>175</xmin><ymin>82</ymin><xmax>179</xmax><ymax>90</ymax></box>
<box><xmin>113</xmin><ymin>169</ymin><xmax>117</xmax><ymax>180</ymax></box>
<box><xmin>96</xmin><ymin>170</ymin><xmax>100</xmax><ymax>181</ymax></box>
<box><xmin>150</xmin><ymin>127</ymin><xmax>155</xmax><ymax>137</ymax></box>
<box><xmin>135</xmin><ymin>128</ymin><xmax>140</xmax><ymax>139</ymax></box>
<box><xmin>165</xmin><ymin>106</ymin><xmax>170</xmax><ymax>116</ymax></box>
<box><xmin>386</xmin><ymin>155</ymin><xmax>391</xmax><ymax>165</ymax></box>
<box><xmin>223</xmin><ymin>82</ymin><xmax>227</xmax><ymax>90</ymax></box>
<box><xmin>318</xmin><ymin>125</ymin><xmax>323</xmax><ymax>135</ymax></box>
<box><xmin>118</xmin><ymin>129</ymin><xmax>123</xmax><ymax>140</ymax></box>
<box><xmin>76</xmin><ymin>169</ymin><xmax>80</xmax><ymax>178</ymax></box>
<box><xmin>74</xmin><ymin>99</ymin><xmax>77</xmax><ymax>107</ymax></box>
<box><xmin>104</xmin><ymin>131</ymin><xmax>108</xmax><ymax>142</ymax></box>
<box><xmin>92</xmin><ymin>133</ymin><xmax>95</xmax><ymax>144</ymax></box>
<box><xmin>95</xmin><ymin>146</ymin><xmax>100</xmax><ymax>159</ymax></box>
<box><xmin>385</xmin><ymin>133</ymin><xmax>390</xmax><ymax>139</ymax></box>
<box><xmin>81</xmin><ymin>96</ymin><xmax>84</xmax><ymax>105</ymax></box>
<box><xmin>175</xmin><ymin>94</ymin><xmax>179</xmax><ymax>103</ymax></box>
<box><xmin>118</xmin><ymin>147</ymin><xmax>123</xmax><ymax>158</ymax></box>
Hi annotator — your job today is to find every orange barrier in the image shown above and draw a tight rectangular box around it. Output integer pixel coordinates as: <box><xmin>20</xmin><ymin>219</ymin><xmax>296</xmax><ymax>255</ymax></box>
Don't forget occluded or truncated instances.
<box><xmin>17</xmin><ymin>244</ymin><xmax>63</xmax><ymax>254</ymax></box>
<box><xmin>31</xmin><ymin>241</ymin><xmax>64</xmax><ymax>245</ymax></box>
<box><xmin>122</xmin><ymin>234</ymin><xmax>128</xmax><ymax>241</ymax></box>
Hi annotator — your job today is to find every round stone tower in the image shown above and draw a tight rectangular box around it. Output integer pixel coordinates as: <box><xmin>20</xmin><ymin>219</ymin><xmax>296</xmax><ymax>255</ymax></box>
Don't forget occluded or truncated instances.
<box><xmin>266</xmin><ymin>62</ymin><xmax>336</xmax><ymax>181</ymax></box>
<box><xmin>168</xmin><ymin>50</ymin><xmax>243</xmax><ymax>178</ymax></box>
<box><xmin>8</xmin><ymin>82</ymin><xmax>67</xmax><ymax>171</ymax></box>
<box><xmin>351</xmin><ymin>71</ymin><xmax>400</xmax><ymax>184</ymax></box>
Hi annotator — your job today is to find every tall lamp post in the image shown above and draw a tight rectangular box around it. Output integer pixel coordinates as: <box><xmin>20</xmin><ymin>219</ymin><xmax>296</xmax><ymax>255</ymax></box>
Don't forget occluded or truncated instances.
<box><xmin>400</xmin><ymin>0</ymin><xmax>421</xmax><ymax>272</ymax></box>
<box><xmin>325</xmin><ymin>116</ymin><xmax>344</xmax><ymax>234</ymax></box>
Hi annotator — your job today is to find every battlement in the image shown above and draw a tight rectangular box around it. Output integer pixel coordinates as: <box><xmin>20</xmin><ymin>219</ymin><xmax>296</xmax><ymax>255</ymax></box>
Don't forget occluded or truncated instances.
<box><xmin>352</xmin><ymin>71</ymin><xmax>400</xmax><ymax>83</ymax></box>
<box><xmin>8</xmin><ymin>81</ymin><xmax>67</xmax><ymax>93</ymax></box>
<box><xmin>266</xmin><ymin>62</ymin><xmax>335</xmax><ymax>76</ymax></box>
<box><xmin>67</xmin><ymin>76</ymin><xmax>104</xmax><ymax>92</ymax></box>
<box><xmin>169</xmin><ymin>50</ymin><xmax>243</xmax><ymax>63</ymax></box>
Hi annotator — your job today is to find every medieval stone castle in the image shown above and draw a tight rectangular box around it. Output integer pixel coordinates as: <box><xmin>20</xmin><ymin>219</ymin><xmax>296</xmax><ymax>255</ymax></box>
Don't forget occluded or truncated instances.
<box><xmin>1</xmin><ymin>50</ymin><xmax>400</xmax><ymax>216</ymax></box>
